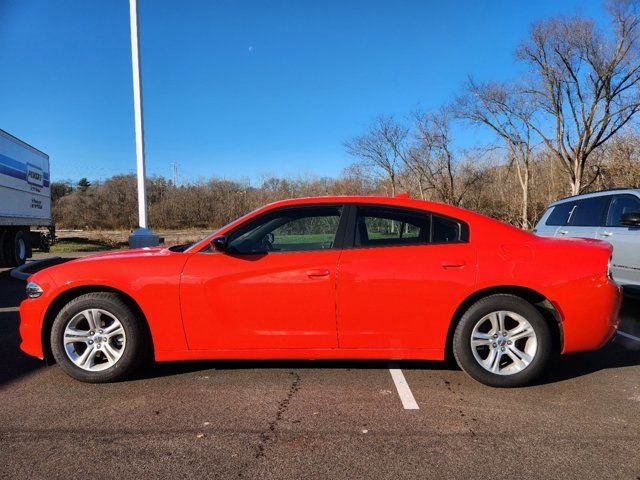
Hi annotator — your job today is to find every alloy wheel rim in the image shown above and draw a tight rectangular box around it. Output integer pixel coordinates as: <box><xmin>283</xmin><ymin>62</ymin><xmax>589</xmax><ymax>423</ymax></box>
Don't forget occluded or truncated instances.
<box><xmin>63</xmin><ymin>308</ymin><xmax>126</xmax><ymax>372</ymax></box>
<box><xmin>470</xmin><ymin>310</ymin><xmax>537</xmax><ymax>376</ymax></box>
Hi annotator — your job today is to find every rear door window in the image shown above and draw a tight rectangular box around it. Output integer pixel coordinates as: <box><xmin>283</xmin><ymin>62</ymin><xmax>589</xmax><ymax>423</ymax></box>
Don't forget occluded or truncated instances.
<box><xmin>568</xmin><ymin>197</ymin><xmax>610</xmax><ymax>227</ymax></box>
<box><xmin>355</xmin><ymin>207</ymin><xmax>430</xmax><ymax>247</ymax></box>
<box><xmin>545</xmin><ymin>202</ymin><xmax>574</xmax><ymax>226</ymax></box>
<box><xmin>353</xmin><ymin>206</ymin><xmax>467</xmax><ymax>248</ymax></box>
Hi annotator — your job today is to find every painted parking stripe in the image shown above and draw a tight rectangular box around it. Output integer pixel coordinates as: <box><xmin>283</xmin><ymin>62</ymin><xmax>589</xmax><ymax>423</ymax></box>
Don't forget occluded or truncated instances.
<box><xmin>618</xmin><ymin>330</ymin><xmax>640</xmax><ymax>343</ymax></box>
<box><xmin>388</xmin><ymin>361</ymin><xmax>419</xmax><ymax>410</ymax></box>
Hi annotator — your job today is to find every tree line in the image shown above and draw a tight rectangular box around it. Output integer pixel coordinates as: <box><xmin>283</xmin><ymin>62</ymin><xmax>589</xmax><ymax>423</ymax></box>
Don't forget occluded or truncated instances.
<box><xmin>52</xmin><ymin>0</ymin><xmax>640</xmax><ymax>231</ymax></box>
<box><xmin>51</xmin><ymin>130</ymin><xmax>640</xmax><ymax>232</ymax></box>
<box><xmin>51</xmin><ymin>173</ymin><xmax>376</xmax><ymax>230</ymax></box>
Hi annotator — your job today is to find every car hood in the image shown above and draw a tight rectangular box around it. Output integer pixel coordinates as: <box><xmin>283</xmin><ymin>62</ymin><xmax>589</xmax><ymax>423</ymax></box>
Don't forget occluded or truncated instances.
<box><xmin>27</xmin><ymin>246</ymin><xmax>183</xmax><ymax>286</ymax></box>
<box><xmin>69</xmin><ymin>247</ymin><xmax>169</xmax><ymax>263</ymax></box>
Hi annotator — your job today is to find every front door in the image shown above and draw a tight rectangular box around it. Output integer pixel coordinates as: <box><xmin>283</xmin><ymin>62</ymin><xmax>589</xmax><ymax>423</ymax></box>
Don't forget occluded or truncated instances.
<box><xmin>597</xmin><ymin>194</ymin><xmax>640</xmax><ymax>287</ymax></box>
<box><xmin>180</xmin><ymin>205</ymin><xmax>345</xmax><ymax>350</ymax></box>
<box><xmin>336</xmin><ymin>205</ymin><xmax>476</xmax><ymax>351</ymax></box>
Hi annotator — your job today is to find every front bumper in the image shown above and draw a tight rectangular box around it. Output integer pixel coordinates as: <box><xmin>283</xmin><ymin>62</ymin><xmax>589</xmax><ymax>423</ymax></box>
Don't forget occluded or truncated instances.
<box><xmin>19</xmin><ymin>299</ymin><xmax>44</xmax><ymax>358</ymax></box>
<box><xmin>19</xmin><ymin>296</ymin><xmax>47</xmax><ymax>359</ymax></box>
<box><xmin>18</xmin><ymin>272</ymin><xmax>57</xmax><ymax>360</ymax></box>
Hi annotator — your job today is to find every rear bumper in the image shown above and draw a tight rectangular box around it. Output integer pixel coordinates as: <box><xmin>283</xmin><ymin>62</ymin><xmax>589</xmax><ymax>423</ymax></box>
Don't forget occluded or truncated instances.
<box><xmin>559</xmin><ymin>275</ymin><xmax>622</xmax><ymax>354</ymax></box>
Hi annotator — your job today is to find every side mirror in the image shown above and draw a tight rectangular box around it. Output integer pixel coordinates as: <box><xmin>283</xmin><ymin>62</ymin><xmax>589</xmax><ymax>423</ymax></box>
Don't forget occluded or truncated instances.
<box><xmin>211</xmin><ymin>235</ymin><xmax>228</xmax><ymax>252</ymax></box>
<box><xmin>620</xmin><ymin>212</ymin><xmax>640</xmax><ymax>227</ymax></box>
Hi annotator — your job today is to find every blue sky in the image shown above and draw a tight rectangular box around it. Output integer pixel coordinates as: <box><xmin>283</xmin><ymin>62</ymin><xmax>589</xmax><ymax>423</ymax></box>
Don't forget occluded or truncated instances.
<box><xmin>0</xmin><ymin>0</ymin><xmax>605</xmax><ymax>183</ymax></box>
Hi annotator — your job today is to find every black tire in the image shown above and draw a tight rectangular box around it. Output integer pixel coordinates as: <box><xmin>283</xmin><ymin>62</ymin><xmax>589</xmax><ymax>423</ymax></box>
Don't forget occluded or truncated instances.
<box><xmin>452</xmin><ymin>294</ymin><xmax>553</xmax><ymax>388</ymax></box>
<box><xmin>25</xmin><ymin>230</ymin><xmax>33</xmax><ymax>258</ymax></box>
<box><xmin>0</xmin><ymin>230</ymin><xmax>7</xmax><ymax>267</ymax></box>
<box><xmin>3</xmin><ymin>230</ymin><xmax>28</xmax><ymax>267</ymax></box>
<box><xmin>50</xmin><ymin>292</ymin><xmax>148</xmax><ymax>383</ymax></box>
<box><xmin>41</xmin><ymin>233</ymin><xmax>51</xmax><ymax>253</ymax></box>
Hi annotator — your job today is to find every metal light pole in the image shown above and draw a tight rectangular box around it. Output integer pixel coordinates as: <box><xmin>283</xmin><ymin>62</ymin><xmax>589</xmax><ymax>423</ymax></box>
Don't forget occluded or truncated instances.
<box><xmin>128</xmin><ymin>0</ymin><xmax>159</xmax><ymax>248</ymax></box>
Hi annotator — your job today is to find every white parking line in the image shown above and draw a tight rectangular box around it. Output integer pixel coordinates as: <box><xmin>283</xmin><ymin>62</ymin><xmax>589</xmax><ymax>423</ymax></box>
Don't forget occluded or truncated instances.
<box><xmin>618</xmin><ymin>330</ymin><xmax>640</xmax><ymax>343</ymax></box>
<box><xmin>388</xmin><ymin>361</ymin><xmax>419</xmax><ymax>410</ymax></box>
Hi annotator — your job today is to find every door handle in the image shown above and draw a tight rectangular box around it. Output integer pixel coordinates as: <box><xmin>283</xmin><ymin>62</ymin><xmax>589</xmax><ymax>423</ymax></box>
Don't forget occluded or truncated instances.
<box><xmin>599</xmin><ymin>231</ymin><xmax>613</xmax><ymax>237</ymax></box>
<box><xmin>306</xmin><ymin>269</ymin><xmax>330</xmax><ymax>278</ymax></box>
<box><xmin>558</xmin><ymin>229</ymin><xmax>568</xmax><ymax>235</ymax></box>
<box><xmin>441</xmin><ymin>260</ymin><xmax>466</xmax><ymax>269</ymax></box>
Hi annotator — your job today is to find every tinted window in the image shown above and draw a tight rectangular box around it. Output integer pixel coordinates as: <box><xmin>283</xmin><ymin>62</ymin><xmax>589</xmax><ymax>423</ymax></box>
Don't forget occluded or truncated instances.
<box><xmin>607</xmin><ymin>195</ymin><xmax>640</xmax><ymax>227</ymax></box>
<box><xmin>354</xmin><ymin>206</ymin><xmax>465</xmax><ymax>247</ymax></box>
<box><xmin>545</xmin><ymin>202</ymin><xmax>574</xmax><ymax>226</ymax></box>
<box><xmin>356</xmin><ymin>207</ymin><xmax>430</xmax><ymax>247</ymax></box>
<box><xmin>227</xmin><ymin>206</ymin><xmax>342</xmax><ymax>254</ymax></box>
<box><xmin>432</xmin><ymin>215</ymin><xmax>461</xmax><ymax>243</ymax></box>
<box><xmin>569</xmin><ymin>197</ymin><xmax>610</xmax><ymax>226</ymax></box>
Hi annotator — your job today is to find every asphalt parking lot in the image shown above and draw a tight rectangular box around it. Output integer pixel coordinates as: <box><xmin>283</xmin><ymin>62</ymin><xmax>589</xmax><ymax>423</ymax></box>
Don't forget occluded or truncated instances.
<box><xmin>1</xmin><ymin>260</ymin><xmax>639</xmax><ymax>479</ymax></box>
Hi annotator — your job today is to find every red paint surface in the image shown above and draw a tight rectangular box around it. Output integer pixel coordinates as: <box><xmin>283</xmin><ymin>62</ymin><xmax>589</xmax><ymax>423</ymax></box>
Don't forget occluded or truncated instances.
<box><xmin>20</xmin><ymin>196</ymin><xmax>621</xmax><ymax>362</ymax></box>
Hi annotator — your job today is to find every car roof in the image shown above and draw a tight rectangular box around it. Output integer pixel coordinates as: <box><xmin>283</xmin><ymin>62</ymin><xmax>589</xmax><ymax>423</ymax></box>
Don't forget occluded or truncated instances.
<box><xmin>261</xmin><ymin>195</ymin><xmax>479</xmax><ymax>220</ymax></box>
<box><xmin>550</xmin><ymin>188</ymin><xmax>640</xmax><ymax>206</ymax></box>
<box><xmin>188</xmin><ymin>194</ymin><xmax>531</xmax><ymax>252</ymax></box>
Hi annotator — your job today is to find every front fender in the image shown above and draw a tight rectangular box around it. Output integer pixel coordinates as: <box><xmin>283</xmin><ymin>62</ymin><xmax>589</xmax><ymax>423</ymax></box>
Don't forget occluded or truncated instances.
<box><xmin>20</xmin><ymin>253</ymin><xmax>189</xmax><ymax>360</ymax></box>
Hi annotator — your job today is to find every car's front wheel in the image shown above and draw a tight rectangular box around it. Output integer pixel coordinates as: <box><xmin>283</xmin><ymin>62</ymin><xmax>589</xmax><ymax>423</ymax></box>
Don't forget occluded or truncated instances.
<box><xmin>452</xmin><ymin>294</ymin><xmax>553</xmax><ymax>387</ymax></box>
<box><xmin>50</xmin><ymin>292</ymin><xmax>148</xmax><ymax>383</ymax></box>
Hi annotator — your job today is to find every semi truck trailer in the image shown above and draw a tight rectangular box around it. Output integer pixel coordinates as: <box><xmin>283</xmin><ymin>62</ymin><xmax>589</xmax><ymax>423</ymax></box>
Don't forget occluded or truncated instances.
<box><xmin>0</xmin><ymin>128</ymin><xmax>52</xmax><ymax>267</ymax></box>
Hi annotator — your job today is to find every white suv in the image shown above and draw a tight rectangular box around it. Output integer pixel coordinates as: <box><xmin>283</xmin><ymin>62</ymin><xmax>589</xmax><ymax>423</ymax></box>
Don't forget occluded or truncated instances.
<box><xmin>535</xmin><ymin>188</ymin><xmax>640</xmax><ymax>292</ymax></box>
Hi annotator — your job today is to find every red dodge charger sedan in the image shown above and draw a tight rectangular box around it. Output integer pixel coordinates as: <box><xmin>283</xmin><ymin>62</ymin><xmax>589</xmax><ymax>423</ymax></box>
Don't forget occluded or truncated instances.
<box><xmin>19</xmin><ymin>196</ymin><xmax>621</xmax><ymax>387</ymax></box>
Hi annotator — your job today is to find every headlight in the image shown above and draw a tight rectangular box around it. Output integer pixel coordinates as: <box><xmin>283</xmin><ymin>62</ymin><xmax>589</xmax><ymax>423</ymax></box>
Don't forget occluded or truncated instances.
<box><xmin>26</xmin><ymin>281</ymin><xmax>43</xmax><ymax>299</ymax></box>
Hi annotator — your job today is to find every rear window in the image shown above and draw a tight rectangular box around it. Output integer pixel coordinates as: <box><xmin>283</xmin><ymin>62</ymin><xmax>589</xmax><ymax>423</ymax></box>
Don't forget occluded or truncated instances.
<box><xmin>432</xmin><ymin>215</ymin><xmax>461</xmax><ymax>243</ymax></box>
<box><xmin>545</xmin><ymin>202</ymin><xmax>574</xmax><ymax>226</ymax></box>
<box><xmin>569</xmin><ymin>196</ymin><xmax>610</xmax><ymax>227</ymax></box>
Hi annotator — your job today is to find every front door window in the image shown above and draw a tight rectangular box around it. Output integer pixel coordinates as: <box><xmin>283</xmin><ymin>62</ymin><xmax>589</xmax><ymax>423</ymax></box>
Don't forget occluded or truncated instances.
<box><xmin>227</xmin><ymin>206</ymin><xmax>343</xmax><ymax>254</ymax></box>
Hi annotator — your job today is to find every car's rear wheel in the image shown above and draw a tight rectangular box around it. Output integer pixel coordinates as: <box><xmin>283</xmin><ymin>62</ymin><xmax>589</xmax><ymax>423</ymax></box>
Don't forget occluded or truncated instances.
<box><xmin>453</xmin><ymin>294</ymin><xmax>552</xmax><ymax>387</ymax></box>
<box><xmin>50</xmin><ymin>292</ymin><xmax>147</xmax><ymax>383</ymax></box>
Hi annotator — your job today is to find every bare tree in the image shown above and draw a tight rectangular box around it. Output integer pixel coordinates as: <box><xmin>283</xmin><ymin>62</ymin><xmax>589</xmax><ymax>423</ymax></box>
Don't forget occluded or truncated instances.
<box><xmin>408</xmin><ymin>109</ymin><xmax>483</xmax><ymax>206</ymax></box>
<box><xmin>594</xmin><ymin>129</ymin><xmax>640</xmax><ymax>187</ymax></box>
<box><xmin>455</xmin><ymin>79</ymin><xmax>536</xmax><ymax>229</ymax></box>
<box><xmin>517</xmin><ymin>0</ymin><xmax>640</xmax><ymax>195</ymax></box>
<box><xmin>344</xmin><ymin>116</ymin><xmax>409</xmax><ymax>196</ymax></box>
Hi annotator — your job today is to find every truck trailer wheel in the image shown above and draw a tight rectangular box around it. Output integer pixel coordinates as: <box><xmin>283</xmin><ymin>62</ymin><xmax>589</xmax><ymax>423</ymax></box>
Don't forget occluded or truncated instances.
<box><xmin>40</xmin><ymin>232</ymin><xmax>51</xmax><ymax>253</ymax></box>
<box><xmin>3</xmin><ymin>230</ymin><xmax>28</xmax><ymax>267</ymax></box>
<box><xmin>0</xmin><ymin>231</ymin><xmax>7</xmax><ymax>267</ymax></box>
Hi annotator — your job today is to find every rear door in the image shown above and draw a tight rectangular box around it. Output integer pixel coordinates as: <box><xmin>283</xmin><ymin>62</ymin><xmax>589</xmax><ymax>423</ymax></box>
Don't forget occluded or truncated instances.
<box><xmin>557</xmin><ymin>196</ymin><xmax>610</xmax><ymax>240</ymax></box>
<box><xmin>597</xmin><ymin>194</ymin><xmax>640</xmax><ymax>287</ymax></box>
<box><xmin>335</xmin><ymin>205</ymin><xmax>476</xmax><ymax>351</ymax></box>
